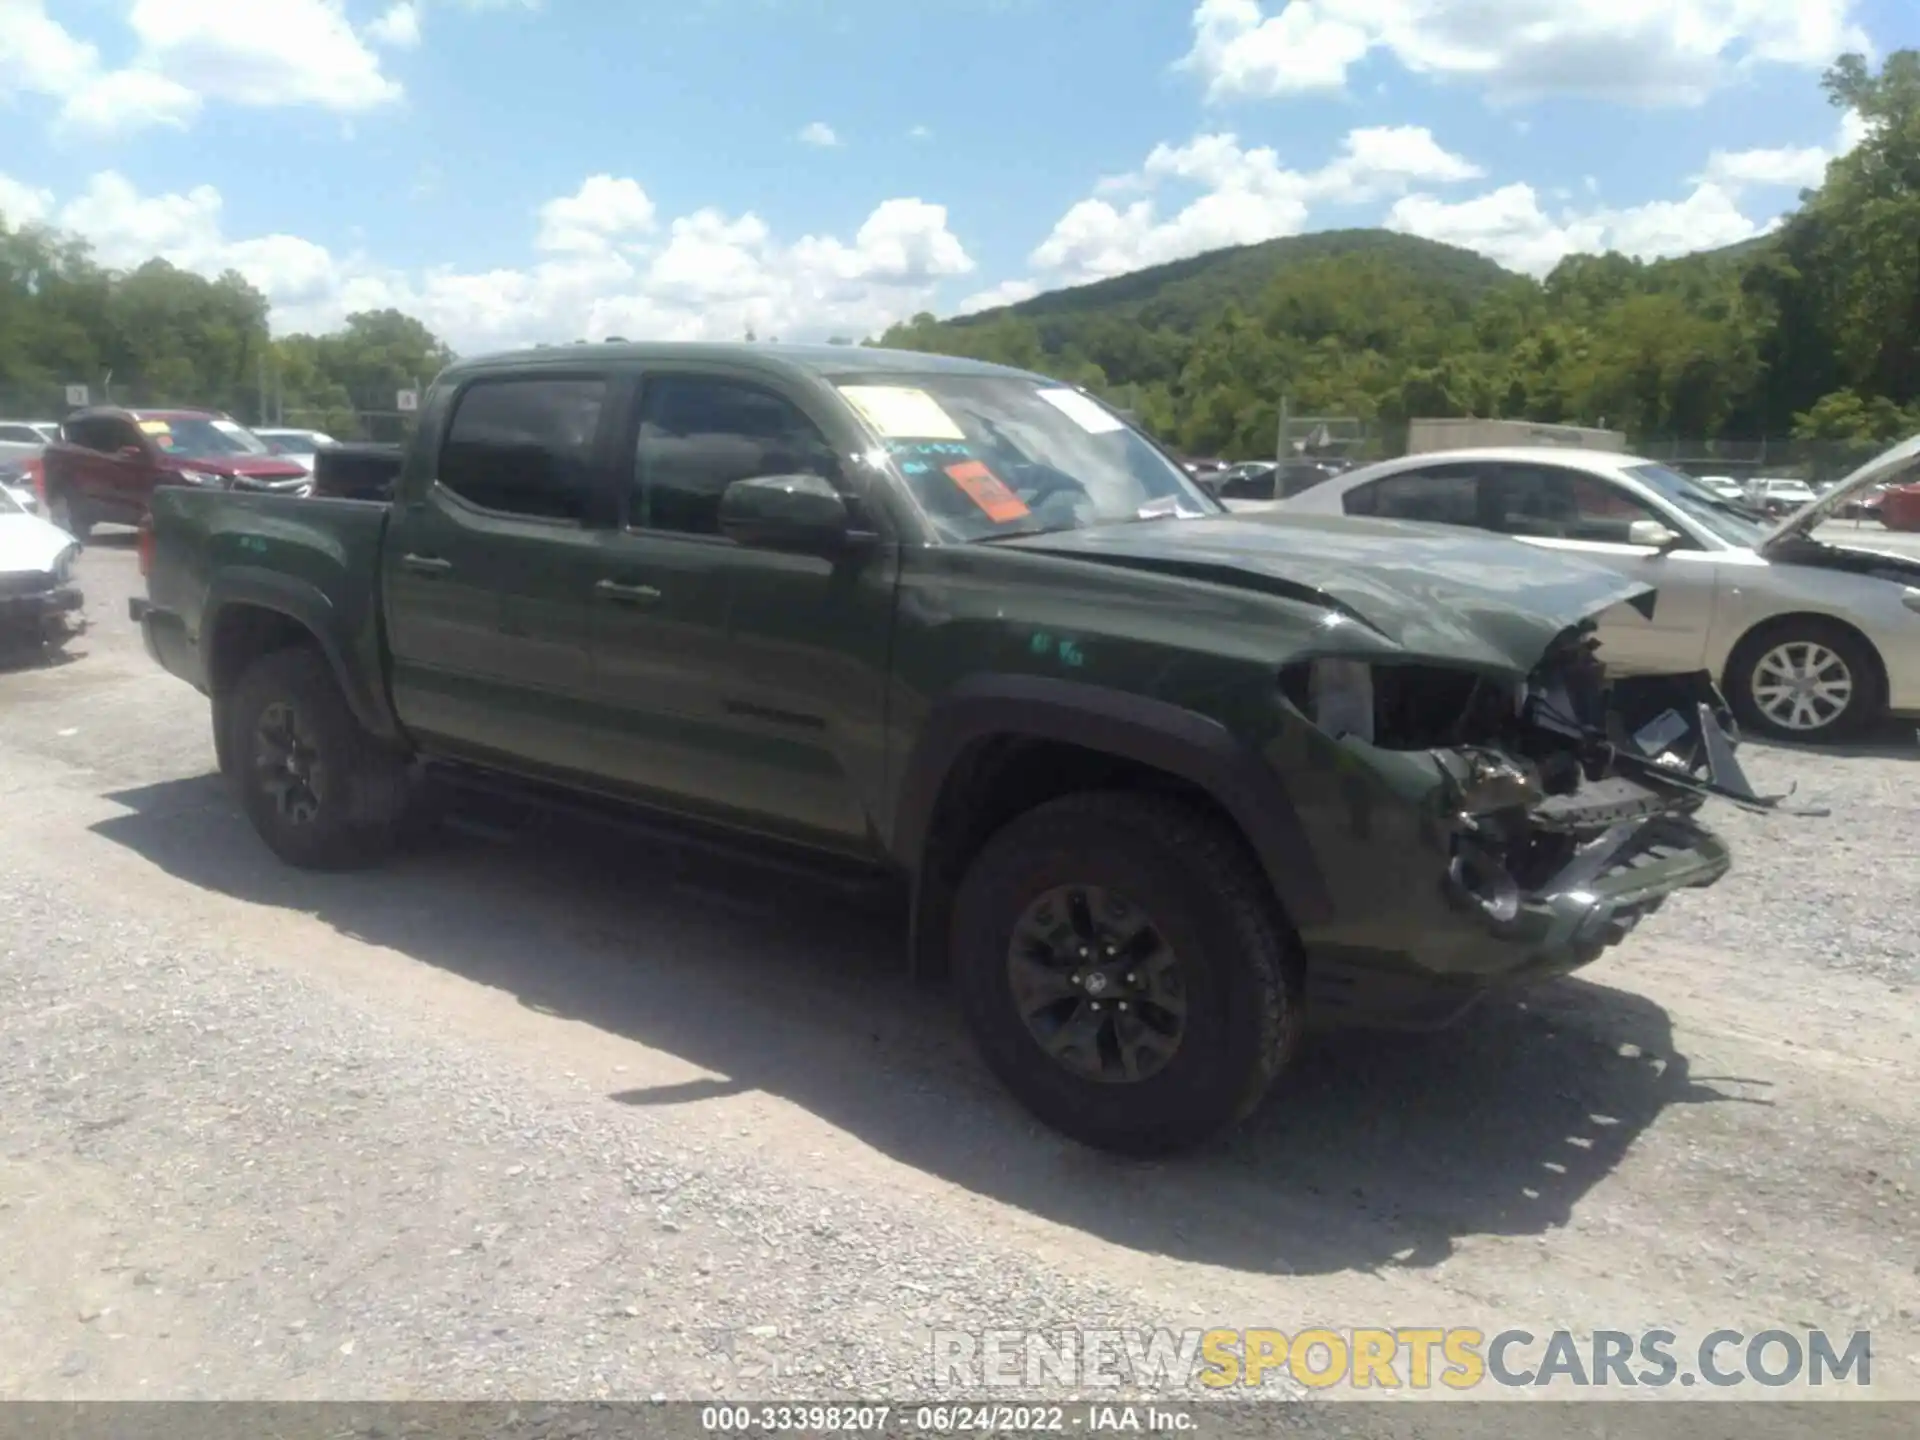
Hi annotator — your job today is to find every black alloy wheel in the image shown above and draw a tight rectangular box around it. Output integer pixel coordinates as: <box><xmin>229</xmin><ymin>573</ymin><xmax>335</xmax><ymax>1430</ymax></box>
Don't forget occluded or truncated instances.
<box><xmin>1006</xmin><ymin>884</ymin><xmax>1188</xmax><ymax>1085</ymax></box>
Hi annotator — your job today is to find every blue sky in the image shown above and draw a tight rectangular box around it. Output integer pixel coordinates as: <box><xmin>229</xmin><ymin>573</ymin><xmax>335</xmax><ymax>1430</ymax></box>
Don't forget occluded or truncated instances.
<box><xmin>0</xmin><ymin>1</ymin><xmax>1912</xmax><ymax>352</ymax></box>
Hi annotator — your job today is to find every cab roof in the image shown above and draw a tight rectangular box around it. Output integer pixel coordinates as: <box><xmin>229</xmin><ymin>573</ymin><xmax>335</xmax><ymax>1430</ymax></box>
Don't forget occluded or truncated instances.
<box><xmin>442</xmin><ymin>341</ymin><xmax>1045</xmax><ymax>385</ymax></box>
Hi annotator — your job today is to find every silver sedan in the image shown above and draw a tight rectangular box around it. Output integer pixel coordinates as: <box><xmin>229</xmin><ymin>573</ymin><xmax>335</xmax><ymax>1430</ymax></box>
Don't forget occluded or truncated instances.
<box><xmin>1275</xmin><ymin>439</ymin><xmax>1920</xmax><ymax>742</ymax></box>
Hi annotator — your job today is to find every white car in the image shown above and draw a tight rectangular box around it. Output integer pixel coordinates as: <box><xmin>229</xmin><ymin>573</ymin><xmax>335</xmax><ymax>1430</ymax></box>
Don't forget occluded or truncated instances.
<box><xmin>0</xmin><ymin>480</ymin><xmax>84</xmax><ymax>650</ymax></box>
<box><xmin>1277</xmin><ymin>440</ymin><xmax>1920</xmax><ymax>743</ymax></box>
<box><xmin>253</xmin><ymin>427</ymin><xmax>337</xmax><ymax>476</ymax></box>
<box><xmin>1692</xmin><ymin>473</ymin><xmax>1748</xmax><ymax>503</ymax></box>
<box><xmin>0</xmin><ymin>419</ymin><xmax>60</xmax><ymax>467</ymax></box>
<box><xmin>1745</xmin><ymin>476</ymin><xmax>1820</xmax><ymax>516</ymax></box>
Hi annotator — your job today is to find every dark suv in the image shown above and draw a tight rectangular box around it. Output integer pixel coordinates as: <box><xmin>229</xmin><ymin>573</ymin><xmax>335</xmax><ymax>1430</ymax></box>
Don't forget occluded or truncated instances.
<box><xmin>41</xmin><ymin>407</ymin><xmax>311</xmax><ymax>539</ymax></box>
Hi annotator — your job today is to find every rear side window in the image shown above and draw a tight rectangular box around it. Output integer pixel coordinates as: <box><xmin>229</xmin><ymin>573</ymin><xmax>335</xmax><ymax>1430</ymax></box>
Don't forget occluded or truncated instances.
<box><xmin>438</xmin><ymin>377</ymin><xmax>607</xmax><ymax>522</ymax></box>
<box><xmin>64</xmin><ymin>416</ymin><xmax>143</xmax><ymax>454</ymax></box>
<box><xmin>0</xmin><ymin>424</ymin><xmax>41</xmax><ymax>444</ymax></box>
<box><xmin>1346</xmin><ymin>468</ymin><xmax>1481</xmax><ymax>525</ymax></box>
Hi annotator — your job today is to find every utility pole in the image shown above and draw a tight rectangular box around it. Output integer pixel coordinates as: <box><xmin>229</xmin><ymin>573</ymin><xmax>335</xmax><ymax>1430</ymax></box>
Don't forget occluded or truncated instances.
<box><xmin>257</xmin><ymin>353</ymin><xmax>268</xmax><ymax>426</ymax></box>
<box><xmin>1275</xmin><ymin>395</ymin><xmax>1290</xmax><ymax>465</ymax></box>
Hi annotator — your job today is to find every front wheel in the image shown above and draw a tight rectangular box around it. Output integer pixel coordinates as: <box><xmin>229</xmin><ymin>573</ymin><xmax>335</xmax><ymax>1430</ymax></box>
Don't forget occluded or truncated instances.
<box><xmin>949</xmin><ymin>791</ymin><xmax>1302</xmax><ymax>1157</ymax></box>
<box><xmin>227</xmin><ymin>646</ymin><xmax>412</xmax><ymax>870</ymax></box>
<box><xmin>1726</xmin><ymin>620</ymin><xmax>1882</xmax><ymax>743</ymax></box>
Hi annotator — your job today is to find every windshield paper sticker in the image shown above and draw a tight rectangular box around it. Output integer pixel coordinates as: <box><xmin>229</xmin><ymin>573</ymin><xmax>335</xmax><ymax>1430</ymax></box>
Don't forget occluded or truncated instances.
<box><xmin>1036</xmin><ymin>388</ymin><xmax>1125</xmax><ymax>434</ymax></box>
<box><xmin>839</xmin><ymin>385</ymin><xmax>965</xmax><ymax>441</ymax></box>
<box><xmin>945</xmin><ymin>460</ymin><xmax>1030</xmax><ymax>523</ymax></box>
<box><xmin>138</xmin><ymin>420</ymin><xmax>170</xmax><ymax>435</ymax></box>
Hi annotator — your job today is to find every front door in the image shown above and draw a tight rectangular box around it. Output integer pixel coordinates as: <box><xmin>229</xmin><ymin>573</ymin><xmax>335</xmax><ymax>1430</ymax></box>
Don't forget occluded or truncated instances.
<box><xmin>382</xmin><ymin>372</ymin><xmax>619</xmax><ymax>777</ymax></box>
<box><xmin>586</xmin><ymin>370</ymin><xmax>891</xmax><ymax>853</ymax></box>
<box><xmin>68</xmin><ymin>414</ymin><xmax>154</xmax><ymax>526</ymax></box>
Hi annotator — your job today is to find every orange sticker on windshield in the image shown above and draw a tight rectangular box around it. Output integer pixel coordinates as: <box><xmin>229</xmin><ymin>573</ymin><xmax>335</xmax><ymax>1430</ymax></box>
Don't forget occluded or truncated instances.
<box><xmin>946</xmin><ymin>461</ymin><xmax>1029</xmax><ymax>523</ymax></box>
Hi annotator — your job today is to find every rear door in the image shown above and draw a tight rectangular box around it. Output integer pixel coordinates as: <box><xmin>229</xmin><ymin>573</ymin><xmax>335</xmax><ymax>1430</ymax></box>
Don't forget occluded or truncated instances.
<box><xmin>58</xmin><ymin>415</ymin><xmax>151</xmax><ymax>524</ymax></box>
<box><xmin>381</xmin><ymin>371</ymin><xmax>622</xmax><ymax>776</ymax></box>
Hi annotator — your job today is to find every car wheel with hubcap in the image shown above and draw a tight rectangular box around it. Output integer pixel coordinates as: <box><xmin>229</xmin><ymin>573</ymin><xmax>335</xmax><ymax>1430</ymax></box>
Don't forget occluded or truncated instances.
<box><xmin>950</xmin><ymin>791</ymin><xmax>1302</xmax><ymax>1157</ymax></box>
<box><xmin>1727</xmin><ymin>620</ymin><xmax>1881</xmax><ymax>743</ymax></box>
<box><xmin>228</xmin><ymin>645</ymin><xmax>412</xmax><ymax>870</ymax></box>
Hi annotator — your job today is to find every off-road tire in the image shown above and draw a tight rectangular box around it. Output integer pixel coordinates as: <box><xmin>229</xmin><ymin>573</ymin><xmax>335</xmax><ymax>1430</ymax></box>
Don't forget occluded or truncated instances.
<box><xmin>1725</xmin><ymin>617</ymin><xmax>1882</xmax><ymax>744</ymax></box>
<box><xmin>950</xmin><ymin>790</ymin><xmax>1303</xmax><ymax>1157</ymax></box>
<box><xmin>227</xmin><ymin>646</ymin><xmax>411</xmax><ymax>870</ymax></box>
<box><xmin>46</xmin><ymin>489</ymin><xmax>92</xmax><ymax>543</ymax></box>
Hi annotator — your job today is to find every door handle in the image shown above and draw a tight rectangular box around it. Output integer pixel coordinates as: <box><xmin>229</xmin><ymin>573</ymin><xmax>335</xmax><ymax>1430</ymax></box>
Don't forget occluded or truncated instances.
<box><xmin>594</xmin><ymin>579</ymin><xmax>662</xmax><ymax>605</ymax></box>
<box><xmin>401</xmin><ymin>553</ymin><xmax>452</xmax><ymax>577</ymax></box>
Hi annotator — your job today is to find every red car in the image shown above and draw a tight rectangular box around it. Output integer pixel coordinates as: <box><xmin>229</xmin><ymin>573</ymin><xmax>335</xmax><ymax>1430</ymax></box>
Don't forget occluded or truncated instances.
<box><xmin>1879</xmin><ymin>480</ymin><xmax>1920</xmax><ymax>531</ymax></box>
<box><xmin>40</xmin><ymin>407</ymin><xmax>311</xmax><ymax>540</ymax></box>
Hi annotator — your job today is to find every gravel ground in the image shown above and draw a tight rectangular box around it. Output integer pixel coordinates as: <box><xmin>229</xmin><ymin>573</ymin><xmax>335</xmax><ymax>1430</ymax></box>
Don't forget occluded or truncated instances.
<box><xmin>0</xmin><ymin>539</ymin><xmax>1915</xmax><ymax>1415</ymax></box>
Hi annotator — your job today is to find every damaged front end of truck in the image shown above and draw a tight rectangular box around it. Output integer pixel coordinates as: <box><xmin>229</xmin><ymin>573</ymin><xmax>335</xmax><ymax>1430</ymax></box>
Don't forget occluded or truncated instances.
<box><xmin>1003</xmin><ymin>511</ymin><xmax>1817</xmax><ymax>1023</ymax></box>
<box><xmin>1276</xmin><ymin>597</ymin><xmax>1823</xmax><ymax>1023</ymax></box>
<box><xmin>1268</xmin><ymin>595</ymin><xmax>1840</xmax><ymax>1038</ymax></box>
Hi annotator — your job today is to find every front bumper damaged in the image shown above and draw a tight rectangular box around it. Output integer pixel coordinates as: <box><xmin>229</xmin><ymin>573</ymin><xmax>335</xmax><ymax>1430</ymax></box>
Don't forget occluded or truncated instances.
<box><xmin>1282</xmin><ymin>650</ymin><xmax>1812</xmax><ymax>1031</ymax></box>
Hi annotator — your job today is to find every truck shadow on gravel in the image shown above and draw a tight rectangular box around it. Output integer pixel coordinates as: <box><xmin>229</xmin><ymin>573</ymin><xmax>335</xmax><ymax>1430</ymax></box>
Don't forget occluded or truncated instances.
<box><xmin>93</xmin><ymin>774</ymin><xmax>1769</xmax><ymax>1280</ymax></box>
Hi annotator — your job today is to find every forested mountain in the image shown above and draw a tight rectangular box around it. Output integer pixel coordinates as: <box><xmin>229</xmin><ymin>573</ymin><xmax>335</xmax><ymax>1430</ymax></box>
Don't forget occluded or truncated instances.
<box><xmin>956</xmin><ymin>229</ymin><xmax>1515</xmax><ymax>333</ymax></box>
<box><xmin>3</xmin><ymin>52</ymin><xmax>1918</xmax><ymax>460</ymax></box>
<box><xmin>878</xmin><ymin>50</ymin><xmax>1920</xmax><ymax>464</ymax></box>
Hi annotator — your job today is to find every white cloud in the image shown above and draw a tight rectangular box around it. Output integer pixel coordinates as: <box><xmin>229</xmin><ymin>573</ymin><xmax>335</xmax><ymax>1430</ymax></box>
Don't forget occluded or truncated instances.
<box><xmin>1030</xmin><ymin>126</ymin><xmax>1482</xmax><ymax>283</ymax></box>
<box><xmin>56</xmin><ymin>68</ymin><xmax>203</xmax><ymax>138</ymax></box>
<box><xmin>1</xmin><ymin>0</ymin><xmax>532</xmax><ymax>137</ymax></box>
<box><xmin>797</xmin><ymin>121</ymin><xmax>841</xmax><ymax>147</ymax></box>
<box><xmin>368</xmin><ymin>3</ymin><xmax>424</xmax><ymax>48</ymax></box>
<box><xmin>1181</xmin><ymin>0</ymin><xmax>1871</xmax><ymax>106</ymax></box>
<box><xmin>5</xmin><ymin>167</ymin><xmax>975</xmax><ymax>353</ymax></box>
<box><xmin>954</xmin><ymin>279</ymin><xmax>1042</xmax><ymax>315</ymax></box>
<box><xmin>0</xmin><ymin>175</ymin><xmax>54</xmax><ymax>227</ymax></box>
<box><xmin>0</xmin><ymin>0</ymin><xmax>96</xmax><ymax>95</ymax></box>
<box><xmin>908</xmin><ymin>124</ymin><xmax>933</xmax><ymax>140</ymax></box>
<box><xmin>1385</xmin><ymin>180</ymin><xmax>1768</xmax><ymax>275</ymax></box>
<box><xmin>1382</xmin><ymin>101</ymin><xmax>1878</xmax><ymax>276</ymax></box>
<box><xmin>1702</xmin><ymin>144</ymin><xmax>1831</xmax><ymax>191</ymax></box>
<box><xmin>126</xmin><ymin>0</ymin><xmax>399</xmax><ymax>111</ymax></box>
<box><xmin>534</xmin><ymin>175</ymin><xmax>658</xmax><ymax>254</ymax></box>
<box><xmin>1700</xmin><ymin>107</ymin><xmax>1871</xmax><ymax>194</ymax></box>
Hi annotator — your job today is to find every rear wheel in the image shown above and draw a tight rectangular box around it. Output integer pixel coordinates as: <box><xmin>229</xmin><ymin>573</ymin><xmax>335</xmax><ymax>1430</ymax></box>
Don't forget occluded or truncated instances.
<box><xmin>46</xmin><ymin>489</ymin><xmax>91</xmax><ymax>543</ymax></box>
<box><xmin>1726</xmin><ymin>619</ymin><xmax>1882</xmax><ymax>743</ymax></box>
<box><xmin>949</xmin><ymin>791</ymin><xmax>1302</xmax><ymax>1156</ymax></box>
<box><xmin>227</xmin><ymin>646</ymin><xmax>411</xmax><ymax>869</ymax></box>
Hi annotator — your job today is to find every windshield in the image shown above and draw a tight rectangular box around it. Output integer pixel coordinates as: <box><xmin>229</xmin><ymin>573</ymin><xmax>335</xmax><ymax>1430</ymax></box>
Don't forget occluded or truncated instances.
<box><xmin>834</xmin><ymin>375</ymin><xmax>1214</xmax><ymax>541</ymax></box>
<box><xmin>1625</xmin><ymin>463</ymin><xmax>1769</xmax><ymax>547</ymax></box>
<box><xmin>142</xmin><ymin>416</ymin><xmax>271</xmax><ymax>458</ymax></box>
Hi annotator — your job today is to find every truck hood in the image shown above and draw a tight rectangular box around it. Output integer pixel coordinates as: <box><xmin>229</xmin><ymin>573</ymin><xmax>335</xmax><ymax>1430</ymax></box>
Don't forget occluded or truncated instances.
<box><xmin>1759</xmin><ymin>431</ymin><xmax>1920</xmax><ymax>553</ymax></box>
<box><xmin>167</xmin><ymin>455</ymin><xmax>311</xmax><ymax>482</ymax></box>
<box><xmin>996</xmin><ymin>510</ymin><xmax>1657</xmax><ymax>675</ymax></box>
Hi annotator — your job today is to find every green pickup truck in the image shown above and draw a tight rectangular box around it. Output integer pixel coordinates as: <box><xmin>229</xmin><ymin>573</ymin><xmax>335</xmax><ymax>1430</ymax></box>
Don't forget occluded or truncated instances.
<box><xmin>133</xmin><ymin>341</ymin><xmax>1749</xmax><ymax>1155</ymax></box>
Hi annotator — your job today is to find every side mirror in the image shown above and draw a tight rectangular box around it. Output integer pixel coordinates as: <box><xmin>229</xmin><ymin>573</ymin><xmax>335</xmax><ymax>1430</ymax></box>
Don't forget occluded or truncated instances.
<box><xmin>1629</xmin><ymin>519</ymin><xmax>1684</xmax><ymax>552</ymax></box>
<box><xmin>719</xmin><ymin>473</ymin><xmax>865</xmax><ymax>554</ymax></box>
<box><xmin>117</xmin><ymin>445</ymin><xmax>145</xmax><ymax>461</ymax></box>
